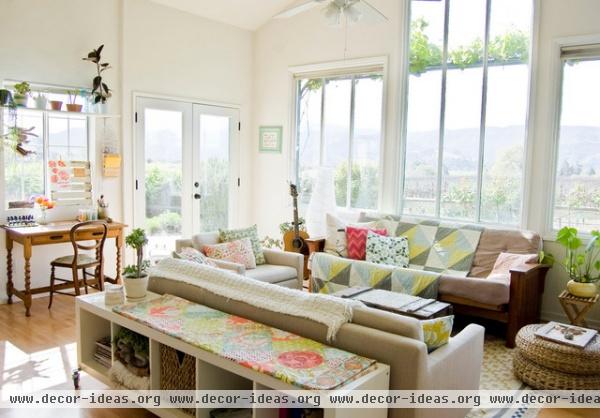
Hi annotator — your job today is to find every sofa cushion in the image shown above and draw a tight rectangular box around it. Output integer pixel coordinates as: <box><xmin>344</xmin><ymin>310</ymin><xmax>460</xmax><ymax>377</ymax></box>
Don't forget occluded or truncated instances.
<box><xmin>469</xmin><ymin>228</ymin><xmax>541</xmax><ymax>278</ymax></box>
<box><xmin>219</xmin><ymin>225</ymin><xmax>266</xmax><ymax>265</ymax></box>
<box><xmin>365</xmin><ymin>232</ymin><xmax>409</xmax><ymax>268</ymax></box>
<box><xmin>439</xmin><ymin>274</ymin><xmax>510</xmax><ymax>306</ymax></box>
<box><xmin>324</xmin><ymin>213</ymin><xmax>379</xmax><ymax>257</ymax></box>
<box><xmin>203</xmin><ymin>238</ymin><xmax>257</xmax><ymax>269</ymax></box>
<box><xmin>346</xmin><ymin>226</ymin><xmax>387</xmax><ymax>260</ymax></box>
<box><xmin>490</xmin><ymin>252</ymin><xmax>538</xmax><ymax>276</ymax></box>
<box><xmin>245</xmin><ymin>264</ymin><xmax>297</xmax><ymax>284</ymax></box>
<box><xmin>421</xmin><ymin>315</ymin><xmax>454</xmax><ymax>352</ymax></box>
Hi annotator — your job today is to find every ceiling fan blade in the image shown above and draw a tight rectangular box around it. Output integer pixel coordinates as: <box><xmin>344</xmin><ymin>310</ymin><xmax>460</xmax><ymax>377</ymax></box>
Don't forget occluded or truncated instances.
<box><xmin>352</xmin><ymin>0</ymin><xmax>389</xmax><ymax>23</ymax></box>
<box><xmin>273</xmin><ymin>0</ymin><xmax>326</xmax><ymax>19</ymax></box>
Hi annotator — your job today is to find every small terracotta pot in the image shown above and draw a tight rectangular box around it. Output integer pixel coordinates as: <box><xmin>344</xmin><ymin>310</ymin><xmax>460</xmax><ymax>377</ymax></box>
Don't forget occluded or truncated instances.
<box><xmin>66</xmin><ymin>104</ymin><xmax>83</xmax><ymax>112</ymax></box>
<box><xmin>49</xmin><ymin>100</ymin><xmax>63</xmax><ymax>111</ymax></box>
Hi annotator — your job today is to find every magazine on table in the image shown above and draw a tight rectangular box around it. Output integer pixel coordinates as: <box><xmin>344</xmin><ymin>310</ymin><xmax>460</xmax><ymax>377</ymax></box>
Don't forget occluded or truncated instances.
<box><xmin>535</xmin><ymin>322</ymin><xmax>597</xmax><ymax>348</ymax></box>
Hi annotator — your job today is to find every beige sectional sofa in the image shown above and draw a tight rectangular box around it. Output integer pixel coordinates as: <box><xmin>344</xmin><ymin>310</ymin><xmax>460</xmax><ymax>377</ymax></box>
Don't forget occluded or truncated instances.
<box><xmin>148</xmin><ymin>272</ymin><xmax>485</xmax><ymax>418</ymax></box>
<box><xmin>176</xmin><ymin>232</ymin><xmax>304</xmax><ymax>289</ymax></box>
<box><xmin>309</xmin><ymin>215</ymin><xmax>551</xmax><ymax>347</ymax></box>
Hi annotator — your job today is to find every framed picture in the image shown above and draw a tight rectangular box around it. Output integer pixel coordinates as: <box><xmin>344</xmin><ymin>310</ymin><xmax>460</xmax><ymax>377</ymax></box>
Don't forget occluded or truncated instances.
<box><xmin>259</xmin><ymin>126</ymin><xmax>283</xmax><ymax>153</ymax></box>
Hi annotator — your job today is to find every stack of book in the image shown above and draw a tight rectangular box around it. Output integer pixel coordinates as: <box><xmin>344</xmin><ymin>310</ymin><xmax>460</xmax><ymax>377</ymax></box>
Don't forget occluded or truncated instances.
<box><xmin>94</xmin><ymin>336</ymin><xmax>112</xmax><ymax>369</ymax></box>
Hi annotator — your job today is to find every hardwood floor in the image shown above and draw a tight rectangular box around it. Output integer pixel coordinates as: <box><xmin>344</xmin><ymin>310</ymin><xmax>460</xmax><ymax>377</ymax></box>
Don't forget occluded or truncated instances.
<box><xmin>0</xmin><ymin>295</ymin><xmax>154</xmax><ymax>418</ymax></box>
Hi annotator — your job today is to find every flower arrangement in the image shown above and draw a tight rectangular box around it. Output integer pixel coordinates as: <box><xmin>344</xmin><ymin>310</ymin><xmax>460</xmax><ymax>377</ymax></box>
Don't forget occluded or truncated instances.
<box><xmin>32</xmin><ymin>195</ymin><xmax>55</xmax><ymax>225</ymax></box>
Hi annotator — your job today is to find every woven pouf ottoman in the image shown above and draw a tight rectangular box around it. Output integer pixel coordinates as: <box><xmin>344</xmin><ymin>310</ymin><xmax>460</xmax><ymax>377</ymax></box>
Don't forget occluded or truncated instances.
<box><xmin>513</xmin><ymin>324</ymin><xmax>600</xmax><ymax>390</ymax></box>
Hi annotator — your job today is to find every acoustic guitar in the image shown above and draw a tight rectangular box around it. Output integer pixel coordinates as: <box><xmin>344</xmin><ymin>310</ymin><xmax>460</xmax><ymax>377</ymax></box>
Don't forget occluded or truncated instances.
<box><xmin>283</xmin><ymin>184</ymin><xmax>309</xmax><ymax>254</ymax></box>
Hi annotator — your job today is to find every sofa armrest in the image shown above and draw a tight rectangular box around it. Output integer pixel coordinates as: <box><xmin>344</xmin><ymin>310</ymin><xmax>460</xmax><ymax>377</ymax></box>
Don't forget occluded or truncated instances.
<box><xmin>510</xmin><ymin>263</ymin><xmax>551</xmax><ymax>295</ymax></box>
<box><xmin>175</xmin><ymin>239</ymin><xmax>193</xmax><ymax>253</ymax></box>
<box><xmin>510</xmin><ymin>263</ymin><xmax>551</xmax><ymax>275</ymax></box>
<box><xmin>425</xmin><ymin>324</ymin><xmax>485</xmax><ymax>390</ymax></box>
<box><xmin>263</xmin><ymin>249</ymin><xmax>304</xmax><ymax>288</ymax></box>
<box><xmin>212</xmin><ymin>259</ymin><xmax>246</xmax><ymax>275</ymax></box>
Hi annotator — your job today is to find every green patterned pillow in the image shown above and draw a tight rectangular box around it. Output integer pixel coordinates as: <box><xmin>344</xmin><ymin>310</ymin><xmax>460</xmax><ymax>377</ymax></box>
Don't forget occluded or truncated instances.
<box><xmin>365</xmin><ymin>231</ymin><xmax>409</xmax><ymax>268</ymax></box>
<box><xmin>219</xmin><ymin>225</ymin><xmax>265</xmax><ymax>265</ymax></box>
<box><xmin>421</xmin><ymin>315</ymin><xmax>453</xmax><ymax>352</ymax></box>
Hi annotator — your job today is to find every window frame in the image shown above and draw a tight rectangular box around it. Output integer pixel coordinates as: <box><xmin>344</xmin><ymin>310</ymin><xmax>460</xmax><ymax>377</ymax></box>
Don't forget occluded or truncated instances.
<box><xmin>1</xmin><ymin>83</ymin><xmax>92</xmax><ymax>211</ymax></box>
<box><xmin>545</xmin><ymin>35</ymin><xmax>600</xmax><ymax>238</ymax></box>
<box><xmin>289</xmin><ymin>56</ymin><xmax>388</xmax><ymax>212</ymax></box>
<box><xmin>400</xmin><ymin>0</ymin><xmax>537</xmax><ymax>228</ymax></box>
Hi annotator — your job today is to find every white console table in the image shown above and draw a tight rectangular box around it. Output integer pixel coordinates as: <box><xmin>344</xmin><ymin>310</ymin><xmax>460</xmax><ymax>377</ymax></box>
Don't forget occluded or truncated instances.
<box><xmin>76</xmin><ymin>292</ymin><xmax>390</xmax><ymax>418</ymax></box>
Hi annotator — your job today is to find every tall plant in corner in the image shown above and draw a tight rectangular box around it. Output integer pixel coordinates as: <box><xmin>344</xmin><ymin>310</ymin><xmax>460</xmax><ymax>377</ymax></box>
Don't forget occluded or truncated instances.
<box><xmin>83</xmin><ymin>44</ymin><xmax>112</xmax><ymax>105</ymax></box>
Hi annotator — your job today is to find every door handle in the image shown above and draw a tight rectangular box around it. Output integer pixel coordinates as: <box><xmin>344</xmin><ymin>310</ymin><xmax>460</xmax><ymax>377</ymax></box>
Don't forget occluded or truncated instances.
<box><xmin>194</xmin><ymin>194</ymin><xmax>201</xmax><ymax>200</ymax></box>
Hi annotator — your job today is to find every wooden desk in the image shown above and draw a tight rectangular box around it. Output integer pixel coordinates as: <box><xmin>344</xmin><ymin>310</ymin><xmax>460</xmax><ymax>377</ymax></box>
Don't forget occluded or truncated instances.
<box><xmin>2</xmin><ymin>221</ymin><xmax>126</xmax><ymax>316</ymax></box>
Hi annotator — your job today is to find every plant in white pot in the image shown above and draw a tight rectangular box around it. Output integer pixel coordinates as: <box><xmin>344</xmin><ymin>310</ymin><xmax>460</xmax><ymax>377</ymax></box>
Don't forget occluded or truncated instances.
<box><xmin>123</xmin><ymin>228</ymin><xmax>150</xmax><ymax>299</ymax></box>
<box><xmin>542</xmin><ymin>227</ymin><xmax>600</xmax><ymax>298</ymax></box>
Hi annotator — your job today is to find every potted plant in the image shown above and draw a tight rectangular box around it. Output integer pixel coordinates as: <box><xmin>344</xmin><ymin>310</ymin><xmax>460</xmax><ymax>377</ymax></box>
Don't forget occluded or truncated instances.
<box><xmin>66</xmin><ymin>90</ymin><xmax>82</xmax><ymax>112</ymax></box>
<box><xmin>83</xmin><ymin>44</ymin><xmax>112</xmax><ymax>113</ymax></box>
<box><xmin>12</xmin><ymin>82</ymin><xmax>30</xmax><ymax>107</ymax></box>
<box><xmin>123</xmin><ymin>228</ymin><xmax>150</xmax><ymax>299</ymax></box>
<box><xmin>49</xmin><ymin>100</ymin><xmax>63</xmax><ymax>111</ymax></box>
<box><xmin>33</xmin><ymin>92</ymin><xmax>48</xmax><ymax>109</ymax></box>
<box><xmin>543</xmin><ymin>227</ymin><xmax>600</xmax><ymax>297</ymax></box>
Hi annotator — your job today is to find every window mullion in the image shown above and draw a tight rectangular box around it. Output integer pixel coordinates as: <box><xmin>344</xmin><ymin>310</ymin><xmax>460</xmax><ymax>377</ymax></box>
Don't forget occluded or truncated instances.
<box><xmin>319</xmin><ymin>78</ymin><xmax>326</xmax><ymax>167</ymax></box>
<box><xmin>347</xmin><ymin>76</ymin><xmax>357</xmax><ymax>209</ymax></box>
<box><xmin>435</xmin><ymin>0</ymin><xmax>451</xmax><ymax>218</ymax></box>
<box><xmin>475</xmin><ymin>0</ymin><xmax>492</xmax><ymax>223</ymax></box>
<box><xmin>43</xmin><ymin>112</ymin><xmax>49</xmax><ymax>198</ymax></box>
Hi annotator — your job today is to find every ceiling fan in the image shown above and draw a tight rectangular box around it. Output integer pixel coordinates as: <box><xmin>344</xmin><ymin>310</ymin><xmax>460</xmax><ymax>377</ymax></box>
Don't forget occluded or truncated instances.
<box><xmin>273</xmin><ymin>0</ymin><xmax>388</xmax><ymax>26</ymax></box>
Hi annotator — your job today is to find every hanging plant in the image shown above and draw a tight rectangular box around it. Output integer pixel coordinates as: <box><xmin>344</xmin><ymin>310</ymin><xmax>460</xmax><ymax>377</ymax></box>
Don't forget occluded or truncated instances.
<box><xmin>1</xmin><ymin>126</ymin><xmax>38</xmax><ymax>156</ymax></box>
<box><xmin>82</xmin><ymin>44</ymin><xmax>112</xmax><ymax>104</ymax></box>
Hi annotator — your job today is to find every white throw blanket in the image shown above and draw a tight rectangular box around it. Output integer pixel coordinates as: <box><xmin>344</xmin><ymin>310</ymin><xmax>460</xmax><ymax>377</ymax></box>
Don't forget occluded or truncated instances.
<box><xmin>150</xmin><ymin>258</ymin><xmax>363</xmax><ymax>341</ymax></box>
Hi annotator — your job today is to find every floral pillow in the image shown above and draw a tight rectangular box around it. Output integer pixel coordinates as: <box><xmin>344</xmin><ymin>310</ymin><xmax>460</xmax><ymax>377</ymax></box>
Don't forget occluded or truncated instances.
<box><xmin>346</xmin><ymin>226</ymin><xmax>387</xmax><ymax>260</ymax></box>
<box><xmin>175</xmin><ymin>247</ymin><xmax>217</xmax><ymax>267</ymax></box>
<box><xmin>365</xmin><ymin>231</ymin><xmax>409</xmax><ymax>268</ymax></box>
<box><xmin>421</xmin><ymin>315</ymin><xmax>454</xmax><ymax>352</ymax></box>
<box><xmin>203</xmin><ymin>238</ymin><xmax>257</xmax><ymax>269</ymax></box>
<box><xmin>219</xmin><ymin>225</ymin><xmax>265</xmax><ymax>265</ymax></box>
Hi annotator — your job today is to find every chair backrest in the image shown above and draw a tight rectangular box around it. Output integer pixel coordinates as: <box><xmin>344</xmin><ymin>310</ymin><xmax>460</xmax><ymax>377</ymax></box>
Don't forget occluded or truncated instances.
<box><xmin>69</xmin><ymin>221</ymin><xmax>109</xmax><ymax>265</ymax></box>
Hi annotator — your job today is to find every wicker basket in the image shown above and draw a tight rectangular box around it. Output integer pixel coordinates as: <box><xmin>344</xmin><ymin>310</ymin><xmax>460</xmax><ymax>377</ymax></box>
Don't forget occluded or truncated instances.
<box><xmin>160</xmin><ymin>344</ymin><xmax>196</xmax><ymax>416</ymax></box>
<box><xmin>515</xmin><ymin>324</ymin><xmax>600</xmax><ymax>375</ymax></box>
<box><xmin>513</xmin><ymin>350</ymin><xmax>600</xmax><ymax>390</ymax></box>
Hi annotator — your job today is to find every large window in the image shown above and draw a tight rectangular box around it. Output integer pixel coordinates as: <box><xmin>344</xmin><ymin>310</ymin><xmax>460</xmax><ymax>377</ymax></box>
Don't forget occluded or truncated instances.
<box><xmin>402</xmin><ymin>0</ymin><xmax>532</xmax><ymax>225</ymax></box>
<box><xmin>3</xmin><ymin>91</ymin><xmax>89</xmax><ymax>208</ymax></box>
<box><xmin>295</xmin><ymin>69</ymin><xmax>384</xmax><ymax>210</ymax></box>
<box><xmin>552</xmin><ymin>45</ymin><xmax>600</xmax><ymax>233</ymax></box>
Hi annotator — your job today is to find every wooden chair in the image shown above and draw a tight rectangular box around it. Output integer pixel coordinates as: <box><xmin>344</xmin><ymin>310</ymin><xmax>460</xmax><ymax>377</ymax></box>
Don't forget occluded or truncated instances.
<box><xmin>48</xmin><ymin>221</ymin><xmax>108</xmax><ymax>309</ymax></box>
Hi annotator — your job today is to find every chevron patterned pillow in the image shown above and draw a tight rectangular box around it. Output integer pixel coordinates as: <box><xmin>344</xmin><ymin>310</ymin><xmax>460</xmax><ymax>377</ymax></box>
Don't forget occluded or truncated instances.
<box><xmin>346</xmin><ymin>226</ymin><xmax>387</xmax><ymax>260</ymax></box>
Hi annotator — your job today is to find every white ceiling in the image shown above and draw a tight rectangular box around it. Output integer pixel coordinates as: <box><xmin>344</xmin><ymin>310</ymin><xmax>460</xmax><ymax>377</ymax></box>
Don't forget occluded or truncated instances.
<box><xmin>149</xmin><ymin>0</ymin><xmax>300</xmax><ymax>31</ymax></box>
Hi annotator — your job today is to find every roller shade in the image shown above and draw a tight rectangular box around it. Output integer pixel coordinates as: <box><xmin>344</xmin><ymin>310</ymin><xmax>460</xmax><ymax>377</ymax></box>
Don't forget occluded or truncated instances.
<box><xmin>561</xmin><ymin>44</ymin><xmax>600</xmax><ymax>61</ymax></box>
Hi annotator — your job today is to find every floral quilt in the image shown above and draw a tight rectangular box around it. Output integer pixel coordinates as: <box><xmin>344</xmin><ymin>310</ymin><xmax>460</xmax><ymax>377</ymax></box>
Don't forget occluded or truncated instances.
<box><xmin>113</xmin><ymin>294</ymin><xmax>375</xmax><ymax>390</ymax></box>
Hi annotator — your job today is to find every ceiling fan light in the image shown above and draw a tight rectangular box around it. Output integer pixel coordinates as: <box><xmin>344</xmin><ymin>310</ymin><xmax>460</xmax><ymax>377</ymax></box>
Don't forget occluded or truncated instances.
<box><xmin>345</xmin><ymin>5</ymin><xmax>363</xmax><ymax>23</ymax></box>
<box><xmin>323</xmin><ymin>3</ymin><xmax>342</xmax><ymax>26</ymax></box>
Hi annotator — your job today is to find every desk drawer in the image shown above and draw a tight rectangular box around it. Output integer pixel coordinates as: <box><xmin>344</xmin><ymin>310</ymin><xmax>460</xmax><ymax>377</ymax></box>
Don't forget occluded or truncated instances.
<box><xmin>32</xmin><ymin>234</ymin><xmax>69</xmax><ymax>245</ymax></box>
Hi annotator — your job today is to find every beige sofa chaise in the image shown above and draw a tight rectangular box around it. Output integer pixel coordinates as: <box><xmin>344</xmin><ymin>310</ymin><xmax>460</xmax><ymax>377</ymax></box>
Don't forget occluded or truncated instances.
<box><xmin>308</xmin><ymin>218</ymin><xmax>551</xmax><ymax>347</ymax></box>
<box><xmin>176</xmin><ymin>232</ymin><xmax>304</xmax><ymax>289</ymax></box>
<box><xmin>148</xmin><ymin>271</ymin><xmax>485</xmax><ymax>418</ymax></box>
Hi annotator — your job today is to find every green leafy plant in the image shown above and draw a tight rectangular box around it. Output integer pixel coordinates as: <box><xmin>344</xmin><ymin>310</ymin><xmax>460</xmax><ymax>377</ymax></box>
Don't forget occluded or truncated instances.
<box><xmin>13</xmin><ymin>82</ymin><xmax>31</xmax><ymax>96</ymax></box>
<box><xmin>279</xmin><ymin>218</ymin><xmax>306</xmax><ymax>235</ymax></box>
<box><xmin>546</xmin><ymin>227</ymin><xmax>600</xmax><ymax>283</ymax></box>
<box><xmin>113</xmin><ymin>327</ymin><xmax>149</xmax><ymax>358</ymax></box>
<box><xmin>83</xmin><ymin>44</ymin><xmax>112</xmax><ymax>104</ymax></box>
<box><xmin>262</xmin><ymin>236</ymin><xmax>283</xmax><ymax>250</ymax></box>
<box><xmin>1</xmin><ymin>126</ymin><xmax>38</xmax><ymax>156</ymax></box>
<box><xmin>124</xmin><ymin>228</ymin><xmax>149</xmax><ymax>278</ymax></box>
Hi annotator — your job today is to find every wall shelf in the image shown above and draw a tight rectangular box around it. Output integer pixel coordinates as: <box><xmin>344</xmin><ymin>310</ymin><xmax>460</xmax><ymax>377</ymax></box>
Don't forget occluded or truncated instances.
<box><xmin>1</xmin><ymin>106</ymin><xmax>120</xmax><ymax>118</ymax></box>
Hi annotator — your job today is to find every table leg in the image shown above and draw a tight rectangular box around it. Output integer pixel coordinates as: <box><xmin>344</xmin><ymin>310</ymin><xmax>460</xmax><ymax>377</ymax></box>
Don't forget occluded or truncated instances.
<box><xmin>6</xmin><ymin>236</ymin><xmax>13</xmax><ymax>304</ymax></box>
<box><xmin>23</xmin><ymin>238</ymin><xmax>32</xmax><ymax>317</ymax></box>
<box><xmin>116</xmin><ymin>229</ymin><xmax>123</xmax><ymax>284</ymax></box>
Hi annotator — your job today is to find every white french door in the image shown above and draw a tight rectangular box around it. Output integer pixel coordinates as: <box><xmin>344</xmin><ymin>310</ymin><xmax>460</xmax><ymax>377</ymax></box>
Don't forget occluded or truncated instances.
<box><xmin>135</xmin><ymin>97</ymin><xmax>239</xmax><ymax>258</ymax></box>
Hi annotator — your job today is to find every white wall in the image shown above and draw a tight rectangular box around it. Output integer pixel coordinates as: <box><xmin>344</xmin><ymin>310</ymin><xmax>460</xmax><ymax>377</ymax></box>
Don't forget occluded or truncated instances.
<box><xmin>0</xmin><ymin>0</ymin><xmax>122</xmax><ymax>302</ymax></box>
<box><xmin>120</xmin><ymin>0</ymin><xmax>254</xmax><ymax>232</ymax></box>
<box><xmin>251</xmin><ymin>0</ymin><xmax>403</xmax><ymax>237</ymax></box>
<box><xmin>250</xmin><ymin>0</ymin><xmax>600</xmax><ymax>326</ymax></box>
<box><xmin>528</xmin><ymin>0</ymin><xmax>600</xmax><ymax>326</ymax></box>
<box><xmin>0</xmin><ymin>0</ymin><xmax>254</xmax><ymax>303</ymax></box>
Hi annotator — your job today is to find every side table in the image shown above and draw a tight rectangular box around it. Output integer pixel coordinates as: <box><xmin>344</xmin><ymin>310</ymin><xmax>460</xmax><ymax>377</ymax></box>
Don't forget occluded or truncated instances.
<box><xmin>558</xmin><ymin>290</ymin><xmax>599</xmax><ymax>327</ymax></box>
